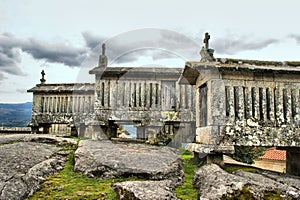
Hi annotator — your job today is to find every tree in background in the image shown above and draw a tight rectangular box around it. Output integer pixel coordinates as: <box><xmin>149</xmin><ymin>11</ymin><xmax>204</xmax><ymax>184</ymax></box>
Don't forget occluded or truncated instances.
<box><xmin>232</xmin><ymin>146</ymin><xmax>267</xmax><ymax>164</ymax></box>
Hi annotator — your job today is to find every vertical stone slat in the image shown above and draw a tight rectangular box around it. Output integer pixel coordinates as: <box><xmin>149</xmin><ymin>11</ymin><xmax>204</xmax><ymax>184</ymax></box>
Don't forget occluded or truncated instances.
<box><xmin>69</xmin><ymin>96</ymin><xmax>73</xmax><ymax>113</ymax></box>
<box><xmin>77</xmin><ymin>96</ymin><xmax>81</xmax><ymax>113</ymax></box>
<box><xmin>110</xmin><ymin>80</ymin><xmax>116</xmax><ymax>109</ymax></box>
<box><xmin>58</xmin><ymin>96</ymin><xmax>61</xmax><ymax>113</ymax></box>
<box><xmin>244</xmin><ymin>87</ymin><xmax>252</xmax><ymax>119</ymax></box>
<box><xmin>228</xmin><ymin>86</ymin><xmax>235</xmax><ymax>123</ymax></box>
<box><xmin>275</xmin><ymin>87</ymin><xmax>284</xmax><ymax>125</ymax></box>
<box><xmin>267</xmin><ymin>88</ymin><xmax>275</xmax><ymax>123</ymax></box>
<box><xmin>156</xmin><ymin>82</ymin><xmax>161</xmax><ymax>109</ymax></box>
<box><xmin>104</xmin><ymin>80</ymin><xmax>110</xmax><ymax>108</ymax></box>
<box><xmin>237</xmin><ymin>86</ymin><xmax>245</xmax><ymax>121</ymax></box>
<box><xmin>99</xmin><ymin>81</ymin><xmax>104</xmax><ymax>107</ymax></box>
<box><xmin>130</xmin><ymin>81</ymin><xmax>135</xmax><ymax>108</ymax></box>
<box><xmin>291</xmin><ymin>89</ymin><xmax>299</xmax><ymax>124</ymax></box>
<box><xmin>124</xmin><ymin>81</ymin><xmax>130</xmax><ymax>108</ymax></box>
<box><xmin>176</xmin><ymin>82</ymin><xmax>181</xmax><ymax>110</ymax></box>
<box><xmin>259</xmin><ymin>88</ymin><xmax>267</xmax><ymax>121</ymax></box>
<box><xmin>152</xmin><ymin>82</ymin><xmax>157</xmax><ymax>108</ymax></box>
<box><xmin>284</xmin><ymin>88</ymin><xmax>292</xmax><ymax>124</ymax></box>
<box><xmin>181</xmin><ymin>85</ymin><xmax>186</xmax><ymax>109</ymax></box>
<box><xmin>141</xmin><ymin>81</ymin><xmax>145</xmax><ymax>108</ymax></box>
<box><xmin>54</xmin><ymin>96</ymin><xmax>57</xmax><ymax>113</ymax></box>
<box><xmin>252</xmin><ymin>87</ymin><xmax>259</xmax><ymax>120</ymax></box>
<box><xmin>74</xmin><ymin>96</ymin><xmax>78</xmax><ymax>113</ymax></box>
<box><xmin>117</xmin><ymin>80</ymin><xmax>123</xmax><ymax>108</ymax></box>
<box><xmin>146</xmin><ymin>82</ymin><xmax>151</xmax><ymax>108</ymax></box>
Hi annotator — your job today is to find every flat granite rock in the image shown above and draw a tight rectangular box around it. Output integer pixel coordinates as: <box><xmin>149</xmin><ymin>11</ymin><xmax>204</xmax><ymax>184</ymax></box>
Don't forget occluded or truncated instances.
<box><xmin>0</xmin><ymin>141</ymin><xmax>69</xmax><ymax>199</ymax></box>
<box><xmin>0</xmin><ymin>134</ymin><xmax>77</xmax><ymax>146</ymax></box>
<box><xmin>74</xmin><ymin>140</ymin><xmax>184</xmax><ymax>185</ymax></box>
<box><xmin>194</xmin><ymin>164</ymin><xmax>300</xmax><ymax>200</ymax></box>
<box><xmin>112</xmin><ymin>180</ymin><xmax>178</xmax><ymax>200</ymax></box>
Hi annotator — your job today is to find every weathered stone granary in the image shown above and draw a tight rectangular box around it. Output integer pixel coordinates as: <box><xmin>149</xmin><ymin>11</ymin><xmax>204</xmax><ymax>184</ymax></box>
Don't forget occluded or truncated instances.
<box><xmin>182</xmin><ymin>33</ymin><xmax>300</xmax><ymax>175</ymax></box>
<box><xmin>89</xmin><ymin>66</ymin><xmax>196</xmax><ymax>143</ymax></box>
<box><xmin>28</xmin><ymin>45</ymin><xmax>196</xmax><ymax>146</ymax></box>
<box><xmin>27</xmin><ymin>82</ymin><xmax>95</xmax><ymax>136</ymax></box>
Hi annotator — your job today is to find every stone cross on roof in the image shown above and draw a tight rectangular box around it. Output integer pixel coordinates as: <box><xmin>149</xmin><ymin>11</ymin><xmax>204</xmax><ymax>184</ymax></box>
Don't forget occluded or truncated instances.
<box><xmin>98</xmin><ymin>43</ymin><xmax>108</xmax><ymax>67</ymax></box>
<box><xmin>40</xmin><ymin>70</ymin><xmax>46</xmax><ymax>84</ymax></box>
<box><xmin>203</xmin><ymin>32</ymin><xmax>210</xmax><ymax>49</ymax></box>
<box><xmin>200</xmin><ymin>32</ymin><xmax>215</xmax><ymax>62</ymax></box>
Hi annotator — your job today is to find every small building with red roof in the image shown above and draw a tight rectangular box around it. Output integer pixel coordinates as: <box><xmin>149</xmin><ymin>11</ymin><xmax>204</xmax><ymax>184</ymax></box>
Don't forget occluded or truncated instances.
<box><xmin>254</xmin><ymin>148</ymin><xmax>286</xmax><ymax>173</ymax></box>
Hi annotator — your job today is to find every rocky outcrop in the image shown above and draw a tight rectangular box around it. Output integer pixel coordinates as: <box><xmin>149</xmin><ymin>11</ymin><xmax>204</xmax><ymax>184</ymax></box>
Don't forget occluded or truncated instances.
<box><xmin>74</xmin><ymin>140</ymin><xmax>184</xmax><ymax>199</ymax></box>
<box><xmin>112</xmin><ymin>180</ymin><xmax>178</xmax><ymax>200</ymax></box>
<box><xmin>0</xmin><ymin>142</ymin><xmax>68</xmax><ymax>199</ymax></box>
<box><xmin>194</xmin><ymin>164</ymin><xmax>300</xmax><ymax>200</ymax></box>
<box><xmin>74</xmin><ymin>140</ymin><xmax>184</xmax><ymax>184</ymax></box>
<box><xmin>0</xmin><ymin>134</ymin><xmax>77</xmax><ymax>146</ymax></box>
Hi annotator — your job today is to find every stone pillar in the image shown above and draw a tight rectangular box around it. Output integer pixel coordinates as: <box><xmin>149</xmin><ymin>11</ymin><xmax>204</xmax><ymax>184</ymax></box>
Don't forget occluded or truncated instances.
<box><xmin>136</xmin><ymin>126</ymin><xmax>145</xmax><ymax>139</ymax></box>
<box><xmin>286</xmin><ymin>148</ymin><xmax>300</xmax><ymax>176</ymax></box>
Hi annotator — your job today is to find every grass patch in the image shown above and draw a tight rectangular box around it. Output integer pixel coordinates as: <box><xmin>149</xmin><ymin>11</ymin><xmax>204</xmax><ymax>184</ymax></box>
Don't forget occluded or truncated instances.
<box><xmin>221</xmin><ymin>186</ymin><xmax>256</xmax><ymax>200</ymax></box>
<box><xmin>28</xmin><ymin>153</ymin><xmax>141</xmax><ymax>200</ymax></box>
<box><xmin>175</xmin><ymin>151</ymin><xmax>203</xmax><ymax>199</ymax></box>
<box><xmin>222</xmin><ymin>164</ymin><xmax>262</xmax><ymax>173</ymax></box>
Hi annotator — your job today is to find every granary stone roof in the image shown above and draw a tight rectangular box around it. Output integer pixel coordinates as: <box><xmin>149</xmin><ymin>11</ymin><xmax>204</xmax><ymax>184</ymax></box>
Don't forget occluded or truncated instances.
<box><xmin>180</xmin><ymin>58</ymin><xmax>300</xmax><ymax>85</ymax></box>
<box><xmin>27</xmin><ymin>83</ymin><xmax>95</xmax><ymax>93</ymax></box>
<box><xmin>89</xmin><ymin>67</ymin><xmax>182</xmax><ymax>79</ymax></box>
<box><xmin>188</xmin><ymin>58</ymin><xmax>300</xmax><ymax>72</ymax></box>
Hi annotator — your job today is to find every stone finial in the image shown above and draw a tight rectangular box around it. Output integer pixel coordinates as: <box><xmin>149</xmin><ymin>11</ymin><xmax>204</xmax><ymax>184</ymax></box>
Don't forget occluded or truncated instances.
<box><xmin>203</xmin><ymin>32</ymin><xmax>210</xmax><ymax>49</ymax></box>
<box><xmin>40</xmin><ymin>70</ymin><xmax>46</xmax><ymax>84</ymax></box>
<box><xmin>200</xmin><ymin>32</ymin><xmax>215</xmax><ymax>62</ymax></box>
<box><xmin>98</xmin><ymin>43</ymin><xmax>108</xmax><ymax>67</ymax></box>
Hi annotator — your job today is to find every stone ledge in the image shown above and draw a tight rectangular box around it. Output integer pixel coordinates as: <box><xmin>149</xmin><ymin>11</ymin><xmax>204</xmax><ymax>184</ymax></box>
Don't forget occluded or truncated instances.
<box><xmin>185</xmin><ymin>143</ymin><xmax>235</xmax><ymax>154</ymax></box>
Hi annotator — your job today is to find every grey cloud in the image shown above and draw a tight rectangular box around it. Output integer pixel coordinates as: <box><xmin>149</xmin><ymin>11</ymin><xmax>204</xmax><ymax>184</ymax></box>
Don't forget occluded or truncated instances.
<box><xmin>83</xmin><ymin>29</ymin><xmax>200</xmax><ymax>65</ymax></box>
<box><xmin>0</xmin><ymin>32</ymin><xmax>89</xmax><ymax>77</ymax></box>
<box><xmin>289</xmin><ymin>34</ymin><xmax>300</xmax><ymax>44</ymax></box>
<box><xmin>0</xmin><ymin>72</ymin><xmax>6</xmax><ymax>81</ymax></box>
<box><xmin>0</xmin><ymin>34</ymin><xmax>25</xmax><ymax>76</ymax></box>
<box><xmin>213</xmin><ymin>35</ymin><xmax>279</xmax><ymax>55</ymax></box>
<box><xmin>22</xmin><ymin>38</ymin><xmax>87</xmax><ymax>66</ymax></box>
<box><xmin>82</xmin><ymin>32</ymin><xmax>106</xmax><ymax>49</ymax></box>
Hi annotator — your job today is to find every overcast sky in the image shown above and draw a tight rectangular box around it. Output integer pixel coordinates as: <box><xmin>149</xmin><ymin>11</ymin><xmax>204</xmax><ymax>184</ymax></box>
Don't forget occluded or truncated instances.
<box><xmin>1</xmin><ymin>0</ymin><xmax>300</xmax><ymax>103</ymax></box>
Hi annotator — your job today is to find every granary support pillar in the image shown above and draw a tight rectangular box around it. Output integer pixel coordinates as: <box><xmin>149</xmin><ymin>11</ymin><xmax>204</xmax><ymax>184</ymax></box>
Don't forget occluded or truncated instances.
<box><xmin>285</xmin><ymin>148</ymin><xmax>300</xmax><ymax>176</ymax></box>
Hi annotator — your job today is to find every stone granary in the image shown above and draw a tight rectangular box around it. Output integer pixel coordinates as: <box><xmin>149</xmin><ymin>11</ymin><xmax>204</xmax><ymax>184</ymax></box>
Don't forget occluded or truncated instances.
<box><xmin>27</xmin><ymin>83</ymin><xmax>95</xmax><ymax>136</ymax></box>
<box><xmin>28</xmin><ymin>33</ymin><xmax>300</xmax><ymax>175</ymax></box>
<box><xmin>182</xmin><ymin>33</ymin><xmax>300</xmax><ymax>176</ymax></box>
<box><xmin>28</xmin><ymin>44</ymin><xmax>196</xmax><ymax>146</ymax></box>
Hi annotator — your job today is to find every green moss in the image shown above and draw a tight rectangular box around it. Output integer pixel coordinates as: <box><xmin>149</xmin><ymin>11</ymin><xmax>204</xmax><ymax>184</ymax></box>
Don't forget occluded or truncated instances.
<box><xmin>222</xmin><ymin>164</ymin><xmax>262</xmax><ymax>173</ymax></box>
<box><xmin>175</xmin><ymin>151</ymin><xmax>203</xmax><ymax>199</ymax></box>
<box><xmin>221</xmin><ymin>186</ymin><xmax>256</xmax><ymax>200</ymax></box>
<box><xmin>27</xmin><ymin>152</ymin><xmax>141</xmax><ymax>200</ymax></box>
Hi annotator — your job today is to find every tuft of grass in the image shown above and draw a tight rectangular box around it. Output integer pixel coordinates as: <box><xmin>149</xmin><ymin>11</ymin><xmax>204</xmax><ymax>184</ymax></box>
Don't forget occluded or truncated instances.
<box><xmin>175</xmin><ymin>151</ymin><xmax>203</xmax><ymax>199</ymax></box>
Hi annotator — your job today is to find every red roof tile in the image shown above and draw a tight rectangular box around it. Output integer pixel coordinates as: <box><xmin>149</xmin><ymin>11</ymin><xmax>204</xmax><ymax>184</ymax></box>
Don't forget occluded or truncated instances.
<box><xmin>259</xmin><ymin>148</ymin><xmax>286</xmax><ymax>161</ymax></box>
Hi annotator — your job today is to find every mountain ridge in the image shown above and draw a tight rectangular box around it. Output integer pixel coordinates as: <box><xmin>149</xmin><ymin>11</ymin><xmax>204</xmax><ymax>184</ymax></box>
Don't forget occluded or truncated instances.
<box><xmin>0</xmin><ymin>102</ymin><xmax>32</xmax><ymax>127</ymax></box>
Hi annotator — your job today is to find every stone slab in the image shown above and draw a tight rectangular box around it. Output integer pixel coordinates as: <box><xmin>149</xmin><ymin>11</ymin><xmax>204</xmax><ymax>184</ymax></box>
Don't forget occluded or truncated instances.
<box><xmin>0</xmin><ymin>142</ymin><xmax>67</xmax><ymax>199</ymax></box>
<box><xmin>74</xmin><ymin>140</ymin><xmax>184</xmax><ymax>185</ymax></box>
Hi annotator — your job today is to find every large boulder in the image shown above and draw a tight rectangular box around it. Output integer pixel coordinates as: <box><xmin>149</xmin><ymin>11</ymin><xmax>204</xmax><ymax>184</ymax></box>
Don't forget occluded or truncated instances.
<box><xmin>0</xmin><ymin>142</ymin><xmax>67</xmax><ymax>199</ymax></box>
<box><xmin>112</xmin><ymin>180</ymin><xmax>178</xmax><ymax>200</ymax></box>
<box><xmin>194</xmin><ymin>164</ymin><xmax>300</xmax><ymax>200</ymax></box>
<box><xmin>74</xmin><ymin>140</ymin><xmax>184</xmax><ymax>185</ymax></box>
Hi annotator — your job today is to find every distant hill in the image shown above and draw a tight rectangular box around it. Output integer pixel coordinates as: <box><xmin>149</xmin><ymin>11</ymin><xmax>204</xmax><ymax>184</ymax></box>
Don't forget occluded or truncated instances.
<box><xmin>0</xmin><ymin>102</ymin><xmax>32</xmax><ymax>127</ymax></box>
